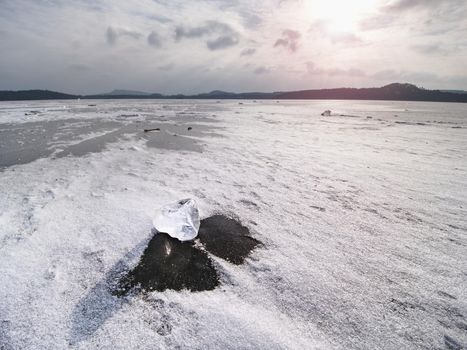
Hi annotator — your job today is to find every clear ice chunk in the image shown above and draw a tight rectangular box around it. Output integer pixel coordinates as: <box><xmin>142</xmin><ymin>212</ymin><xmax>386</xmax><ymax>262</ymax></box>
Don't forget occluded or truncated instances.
<box><xmin>153</xmin><ymin>198</ymin><xmax>200</xmax><ymax>241</ymax></box>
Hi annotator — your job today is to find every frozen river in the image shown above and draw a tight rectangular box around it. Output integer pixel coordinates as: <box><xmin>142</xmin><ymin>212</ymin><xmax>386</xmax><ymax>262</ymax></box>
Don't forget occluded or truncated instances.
<box><xmin>0</xmin><ymin>99</ymin><xmax>466</xmax><ymax>349</ymax></box>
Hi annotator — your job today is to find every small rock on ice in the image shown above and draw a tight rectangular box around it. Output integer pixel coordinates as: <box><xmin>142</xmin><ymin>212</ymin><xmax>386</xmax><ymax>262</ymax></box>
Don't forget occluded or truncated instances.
<box><xmin>321</xmin><ymin>110</ymin><xmax>332</xmax><ymax>116</ymax></box>
<box><xmin>153</xmin><ymin>198</ymin><xmax>200</xmax><ymax>241</ymax></box>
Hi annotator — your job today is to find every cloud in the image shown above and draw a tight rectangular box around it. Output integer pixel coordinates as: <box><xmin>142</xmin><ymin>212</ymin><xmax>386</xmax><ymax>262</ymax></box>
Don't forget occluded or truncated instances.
<box><xmin>106</xmin><ymin>27</ymin><xmax>118</xmax><ymax>45</ymax></box>
<box><xmin>372</xmin><ymin>69</ymin><xmax>399</xmax><ymax>80</ymax></box>
<box><xmin>309</xmin><ymin>20</ymin><xmax>362</xmax><ymax>45</ymax></box>
<box><xmin>239</xmin><ymin>11</ymin><xmax>263</xmax><ymax>30</ymax></box>
<box><xmin>274</xmin><ymin>29</ymin><xmax>301</xmax><ymax>52</ymax></box>
<box><xmin>329</xmin><ymin>32</ymin><xmax>362</xmax><ymax>44</ymax></box>
<box><xmin>308</xmin><ymin>20</ymin><xmax>327</xmax><ymax>33</ymax></box>
<box><xmin>383</xmin><ymin>0</ymin><xmax>427</xmax><ymax>12</ymax></box>
<box><xmin>158</xmin><ymin>63</ymin><xmax>174</xmax><ymax>71</ymax></box>
<box><xmin>175</xmin><ymin>21</ymin><xmax>230</xmax><ymax>39</ymax></box>
<box><xmin>2</xmin><ymin>0</ymin><xmax>467</xmax><ymax>93</ymax></box>
<box><xmin>175</xmin><ymin>20</ymin><xmax>240</xmax><ymax>50</ymax></box>
<box><xmin>147</xmin><ymin>14</ymin><xmax>172</xmax><ymax>24</ymax></box>
<box><xmin>306</xmin><ymin>62</ymin><xmax>365</xmax><ymax>77</ymax></box>
<box><xmin>207</xmin><ymin>35</ymin><xmax>239</xmax><ymax>50</ymax></box>
<box><xmin>240</xmin><ymin>48</ymin><xmax>256</xmax><ymax>56</ymax></box>
<box><xmin>147</xmin><ymin>31</ymin><xmax>162</xmax><ymax>47</ymax></box>
<box><xmin>68</xmin><ymin>64</ymin><xmax>90</xmax><ymax>72</ymax></box>
<box><xmin>106</xmin><ymin>26</ymin><xmax>142</xmax><ymax>45</ymax></box>
<box><xmin>360</xmin><ymin>0</ymin><xmax>465</xmax><ymax>31</ymax></box>
<box><xmin>207</xmin><ymin>1</ymin><xmax>263</xmax><ymax>30</ymax></box>
<box><xmin>368</xmin><ymin>69</ymin><xmax>467</xmax><ymax>90</ymax></box>
<box><xmin>370</xmin><ymin>69</ymin><xmax>444</xmax><ymax>84</ymax></box>
<box><xmin>382</xmin><ymin>0</ymin><xmax>455</xmax><ymax>13</ymax></box>
<box><xmin>411</xmin><ymin>43</ymin><xmax>449</xmax><ymax>55</ymax></box>
<box><xmin>254</xmin><ymin>66</ymin><xmax>269</xmax><ymax>74</ymax></box>
<box><xmin>359</xmin><ymin>16</ymin><xmax>396</xmax><ymax>31</ymax></box>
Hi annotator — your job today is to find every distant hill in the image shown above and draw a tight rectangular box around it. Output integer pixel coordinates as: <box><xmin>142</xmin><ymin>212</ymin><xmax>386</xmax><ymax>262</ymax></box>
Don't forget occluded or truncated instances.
<box><xmin>0</xmin><ymin>89</ymin><xmax>78</xmax><ymax>101</ymax></box>
<box><xmin>198</xmin><ymin>90</ymin><xmax>236</xmax><ymax>97</ymax></box>
<box><xmin>276</xmin><ymin>83</ymin><xmax>467</xmax><ymax>102</ymax></box>
<box><xmin>1</xmin><ymin>83</ymin><xmax>467</xmax><ymax>102</ymax></box>
<box><xmin>100</xmin><ymin>89</ymin><xmax>152</xmax><ymax>96</ymax></box>
<box><xmin>440</xmin><ymin>89</ymin><xmax>467</xmax><ymax>95</ymax></box>
<box><xmin>194</xmin><ymin>90</ymin><xmax>278</xmax><ymax>99</ymax></box>
<box><xmin>86</xmin><ymin>92</ymin><xmax>164</xmax><ymax>99</ymax></box>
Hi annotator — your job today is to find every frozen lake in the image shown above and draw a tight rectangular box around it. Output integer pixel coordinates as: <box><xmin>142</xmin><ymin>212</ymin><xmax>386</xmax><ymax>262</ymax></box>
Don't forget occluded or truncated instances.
<box><xmin>0</xmin><ymin>99</ymin><xmax>466</xmax><ymax>349</ymax></box>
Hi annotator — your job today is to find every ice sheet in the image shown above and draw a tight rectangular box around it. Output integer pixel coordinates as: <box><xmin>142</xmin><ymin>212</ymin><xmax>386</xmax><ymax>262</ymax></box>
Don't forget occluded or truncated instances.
<box><xmin>0</xmin><ymin>99</ymin><xmax>466</xmax><ymax>349</ymax></box>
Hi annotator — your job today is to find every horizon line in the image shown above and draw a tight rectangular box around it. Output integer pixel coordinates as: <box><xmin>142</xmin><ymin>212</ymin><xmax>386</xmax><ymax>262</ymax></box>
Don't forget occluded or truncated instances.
<box><xmin>1</xmin><ymin>82</ymin><xmax>467</xmax><ymax>96</ymax></box>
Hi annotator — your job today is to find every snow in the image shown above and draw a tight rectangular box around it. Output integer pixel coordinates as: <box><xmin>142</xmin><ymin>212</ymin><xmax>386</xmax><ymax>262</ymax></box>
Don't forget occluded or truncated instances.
<box><xmin>0</xmin><ymin>99</ymin><xmax>466</xmax><ymax>349</ymax></box>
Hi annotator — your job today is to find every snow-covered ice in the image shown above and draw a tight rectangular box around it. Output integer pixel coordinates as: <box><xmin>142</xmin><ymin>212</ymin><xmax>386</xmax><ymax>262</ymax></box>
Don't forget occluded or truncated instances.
<box><xmin>0</xmin><ymin>99</ymin><xmax>466</xmax><ymax>349</ymax></box>
<box><xmin>153</xmin><ymin>198</ymin><xmax>200</xmax><ymax>241</ymax></box>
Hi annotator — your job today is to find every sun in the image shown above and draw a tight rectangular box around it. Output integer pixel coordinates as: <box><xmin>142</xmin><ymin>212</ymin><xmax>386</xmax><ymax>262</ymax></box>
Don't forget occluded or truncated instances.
<box><xmin>306</xmin><ymin>0</ymin><xmax>376</xmax><ymax>32</ymax></box>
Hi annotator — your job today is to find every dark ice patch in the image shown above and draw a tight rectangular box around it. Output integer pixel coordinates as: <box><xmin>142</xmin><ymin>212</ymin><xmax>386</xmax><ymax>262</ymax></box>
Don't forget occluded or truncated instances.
<box><xmin>389</xmin><ymin>298</ymin><xmax>426</xmax><ymax>313</ymax></box>
<box><xmin>310</xmin><ymin>205</ymin><xmax>326</xmax><ymax>212</ymax></box>
<box><xmin>144</xmin><ymin>128</ymin><xmax>203</xmax><ymax>152</ymax></box>
<box><xmin>114</xmin><ymin>215</ymin><xmax>261</xmax><ymax>295</ymax></box>
<box><xmin>55</xmin><ymin>127</ymin><xmax>126</xmax><ymax>158</ymax></box>
<box><xmin>239</xmin><ymin>199</ymin><xmax>259</xmax><ymax>209</ymax></box>
<box><xmin>115</xmin><ymin>232</ymin><xmax>219</xmax><ymax>295</ymax></box>
<box><xmin>444</xmin><ymin>335</ymin><xmax>462</xmax><ymax>350</ymax></box>
<box><xmin>0</xmin><ymin>111</ymin><xmax>221</xmax><ymax>168</ymax></box>
<box><xmin>0</xmin><ymin>118</ymin><xmax>119</xmax><ymax>167</ymax></box>
<box><xmin>395</xmin><ymin>121</ymin><xmax>428</xmax><ymax>126</ymax></box>
<box><xmin>438</xmin><ymin>291</ymin><xmax>457</xmax><ymax>300</ymax></box>
<box><xmin>198</xmin><ymin>215</ymin><xmax>261</xmax><ymax>265</ymax></box>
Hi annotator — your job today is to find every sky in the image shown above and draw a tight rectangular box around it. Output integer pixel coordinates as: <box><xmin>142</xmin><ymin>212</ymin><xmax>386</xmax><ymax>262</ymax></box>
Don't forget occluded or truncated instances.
<box><xmin>0</xmin><ymin>0</ymin><xmax>466</xmax><ymax>94</ymax></box>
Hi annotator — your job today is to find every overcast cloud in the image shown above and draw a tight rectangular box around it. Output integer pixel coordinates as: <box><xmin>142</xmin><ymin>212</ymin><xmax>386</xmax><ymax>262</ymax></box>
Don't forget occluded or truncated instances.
<box><xmin>0</xmin><ymin>0</ymin><xmax>466</xmax><ymax>94</ymax></box>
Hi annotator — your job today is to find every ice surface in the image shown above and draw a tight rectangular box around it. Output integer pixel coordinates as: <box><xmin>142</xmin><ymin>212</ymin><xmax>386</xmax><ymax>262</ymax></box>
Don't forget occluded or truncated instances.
<box><xmin>198</xmin><ymin>215</ymin><xmax>260</xmax><ymax>264</ymax></box>
<box><xmin>153</xmin><ymin>198</ymin><xmax>200</xmax><ymax>241</ymax></box>
<box><xmin>115</xmin><ymin>231</ymin><xmax>219</xmax><ymax>295</ymax></box>
<box><xmin>0</xmin><ymin>99</ymin><xmax>466</xmax><ymax>349</ymax></box>
<box><xmin>116</xmin><ymin>215</ymin><xmax>260</xmax><ymax>295</ymax></box>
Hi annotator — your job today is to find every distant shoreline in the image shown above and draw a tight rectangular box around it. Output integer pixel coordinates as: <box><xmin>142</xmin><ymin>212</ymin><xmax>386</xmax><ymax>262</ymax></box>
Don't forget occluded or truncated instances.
<box><xmin>1</xmin><ymin>83</ymin><xmax>467</xmax><ymax>103</ymax></box>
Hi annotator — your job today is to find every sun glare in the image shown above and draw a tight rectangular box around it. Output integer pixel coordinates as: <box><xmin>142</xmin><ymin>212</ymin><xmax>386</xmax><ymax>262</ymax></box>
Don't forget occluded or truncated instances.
<box><xmin>307</xmin><ymin>0</ymin><xmax>375</xmax><ymax>32</ymax></box>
